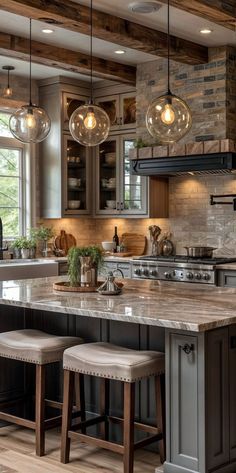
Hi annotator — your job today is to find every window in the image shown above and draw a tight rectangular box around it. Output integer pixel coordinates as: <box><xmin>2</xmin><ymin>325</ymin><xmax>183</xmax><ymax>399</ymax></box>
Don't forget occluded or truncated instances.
<box><xmin>0</xmin><ymin>112</ymin><xmax>26</xmax><ymax>238</ymax></box>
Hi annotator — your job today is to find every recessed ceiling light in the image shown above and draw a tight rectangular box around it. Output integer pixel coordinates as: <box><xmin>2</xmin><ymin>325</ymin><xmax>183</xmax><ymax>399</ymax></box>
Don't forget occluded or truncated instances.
<box><xmin>42</xmin><ymin>28</ymin><xmax>54</xmax><ymax>34</ymax></box>
<box><xmin>114</xmin><ymin>50</ymin><xmax>126</xmax><ymax>54</ymax></box>
<box><xmin>128</xmin><ymin>1</ymin><xmax>162</xmax><ymax>14</ymax></box>
<box><xmin>200</xmin><ymin>28</ymin><xmax>213</xmax><ymax>34</ymax></box>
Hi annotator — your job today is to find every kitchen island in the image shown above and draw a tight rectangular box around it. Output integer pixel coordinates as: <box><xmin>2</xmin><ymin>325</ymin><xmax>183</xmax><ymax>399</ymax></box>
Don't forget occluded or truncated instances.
<box><xmin>0</xmin><ymin>276</ymin><xmax>236</xmax><ymax>473</ymax></box>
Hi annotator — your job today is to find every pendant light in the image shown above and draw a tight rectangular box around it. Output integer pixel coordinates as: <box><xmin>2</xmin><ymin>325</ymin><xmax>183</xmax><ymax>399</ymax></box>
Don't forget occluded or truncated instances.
<box><xmin>146</xmin><ymin>0</ymin><xmax>192</xmax><ymax>144</ymax></box>
<box><xmin>9</xmin><ymin>19</ymin><xmax>51</xmax><ymax>143</ymax></box>
<box><xmin>2</xmin><ymin>66</ymin><xmax>15</xmax><ymax>98</ymax></box>
<box><xmin>69</xmin><ymin>0</ymin><xmax>110</xmax><ymax>147</ymax></box>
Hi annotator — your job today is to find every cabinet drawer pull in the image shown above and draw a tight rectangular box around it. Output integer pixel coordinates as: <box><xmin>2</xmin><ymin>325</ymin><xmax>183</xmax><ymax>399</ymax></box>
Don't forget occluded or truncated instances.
<box><xmin>181</xmin><ymin>343</ymin><xmax>194</xmax><ymax>355</ymax></box>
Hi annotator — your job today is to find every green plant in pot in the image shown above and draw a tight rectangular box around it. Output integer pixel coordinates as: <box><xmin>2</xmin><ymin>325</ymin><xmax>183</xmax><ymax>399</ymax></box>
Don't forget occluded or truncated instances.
<box><xmin>30</xmin><ymin>225</ymin><xmax>54</xmax><ymax>257</ymax></box>
<box><xmin>11</xmin><ymin>236</ymin><xmax>36</xmax><ymax>259</ymax></box>
<box><xmin>68</xmin><ymin>246</ymin><xmax>104</xmax><ymax>287</ymax></box>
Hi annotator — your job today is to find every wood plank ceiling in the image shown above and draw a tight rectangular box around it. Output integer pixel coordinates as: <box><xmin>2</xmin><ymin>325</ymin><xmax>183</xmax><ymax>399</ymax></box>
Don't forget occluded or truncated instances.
<box><xmin>0</xmin><ymin>0</ymin><xmax>233</xmax><ymax>83</ymax></box>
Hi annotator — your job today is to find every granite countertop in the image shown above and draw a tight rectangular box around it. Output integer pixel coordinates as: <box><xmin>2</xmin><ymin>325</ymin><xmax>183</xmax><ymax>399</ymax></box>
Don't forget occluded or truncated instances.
<box><xmin>1</xmin><ymin>277</ymin><xmax>236</xmax><ymax>332</ymax></box>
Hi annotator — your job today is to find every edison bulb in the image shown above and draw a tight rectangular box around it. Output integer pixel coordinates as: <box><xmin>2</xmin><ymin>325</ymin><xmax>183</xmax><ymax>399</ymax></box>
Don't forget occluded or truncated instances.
<box><xmin>25</xmin><ymin>111</ymin><xmax>37</xmax><ymax>129</ymax></box>
<box><xmin>84</xmin><ymin>110</ymin><xmax>97</xmax><ymax>130</ymax></box>
<box><xmin>3</xmin><ymin>87</ymin><xmax>12</xmax><ymax>98</ymax></box>
<box><xmin>161</xmin><ymin>103</ymin><xmax>175</xmax><ymax>125</ymax></box>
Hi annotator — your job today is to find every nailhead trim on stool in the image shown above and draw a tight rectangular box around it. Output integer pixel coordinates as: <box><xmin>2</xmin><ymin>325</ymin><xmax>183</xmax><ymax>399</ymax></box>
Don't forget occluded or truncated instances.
<box><xmin>63</xmin><ymin>342</ymin><xmax>165</xmax><ymax>382</ymax></box>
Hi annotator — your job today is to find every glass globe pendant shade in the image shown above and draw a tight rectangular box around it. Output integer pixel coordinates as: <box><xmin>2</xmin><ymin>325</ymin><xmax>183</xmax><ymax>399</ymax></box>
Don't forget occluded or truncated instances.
<box><xmin>3</xmin><ymin>87</ymin><xmax>13</xmax><ymax>98</ymax></box>
<box><xmin>9</xmin><ymin>104</ymin><xmax>51</xmax><ymax>143</ymax></box>
<box><xmin>146</xmin><ymin>93</ymin><xmax>192</xmax><ymax>144</ymax></box>
<box><xmin>69</xmin><ymin>103</ymin><xmax>110</xmax><ymax>147</ymax></box>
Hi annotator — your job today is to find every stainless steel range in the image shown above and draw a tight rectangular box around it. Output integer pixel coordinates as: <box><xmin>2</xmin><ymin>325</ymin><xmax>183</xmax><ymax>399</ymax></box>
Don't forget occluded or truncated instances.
<box><xmin>132</xmin><ymin>255</ymin><xmax>236</xmax><ymax>285</ymax></box>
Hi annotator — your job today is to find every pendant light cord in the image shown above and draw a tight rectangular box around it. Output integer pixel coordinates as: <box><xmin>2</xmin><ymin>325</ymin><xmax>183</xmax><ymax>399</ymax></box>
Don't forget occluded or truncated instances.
<box><xmin>90</xmin><ymin>0</ymin><xmax>93</xmax><ymax>103</ymax></box>
<box><xmin>167</xmin><ymin>0</ymin><xmax>171</xmax><ymax>95</ymax></box>
<box><xmin>7</xmin><ymin>69</ymin><xmax>10</xmax><ymax>89</ymax></box>
<box><xmin>29</xmin><ymin>18</ymin><xmax>32</xmax><ymax>106</ymax></box>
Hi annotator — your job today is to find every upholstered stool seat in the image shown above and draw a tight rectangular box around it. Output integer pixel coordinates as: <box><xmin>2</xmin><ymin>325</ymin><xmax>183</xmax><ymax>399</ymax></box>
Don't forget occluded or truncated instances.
<box><xmin>0</xmin><ymin>329</ymin><xmax>81</xmax><ymax>365</ymax></box>
<box><xmin>61</xmin><ymin>342</ymin><xmax>166</xmax><ymax>473</ymax></box>
<box><xmin>0</xmin><ymin>329</ymin><xmax>83</xmax><ymax>457</ymax></box>
<box><xmin>63</xmin><ymin>342</ymin><xmax>165</xmax><ymax>381</ymax></box>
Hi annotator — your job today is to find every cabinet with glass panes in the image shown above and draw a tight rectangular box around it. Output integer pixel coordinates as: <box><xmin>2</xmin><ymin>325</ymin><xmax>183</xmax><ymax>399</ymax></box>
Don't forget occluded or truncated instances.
<box><xmin>63</xmin><ymin>135</ymin><xmax>91</xmax><ymax>215</ymax></box>
<box><xmin>94</xmin><ymin>91</ymin><xmax>136</xmax><ymax>131</ymax></box>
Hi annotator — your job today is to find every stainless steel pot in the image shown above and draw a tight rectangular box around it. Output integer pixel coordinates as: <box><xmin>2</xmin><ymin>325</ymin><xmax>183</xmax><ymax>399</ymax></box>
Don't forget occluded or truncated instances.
<box><xmin>184</xmin><ymin>246</ymin><xmax>217</xmax><ymax>258</ymax></box>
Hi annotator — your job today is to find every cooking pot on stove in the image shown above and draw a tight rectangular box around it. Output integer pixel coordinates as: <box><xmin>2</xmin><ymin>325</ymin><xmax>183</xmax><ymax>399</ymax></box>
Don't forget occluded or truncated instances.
<box><xmin>184</xmin><ymin>246</ymin><xmax>217</xmax><ymax>258</ymax></box>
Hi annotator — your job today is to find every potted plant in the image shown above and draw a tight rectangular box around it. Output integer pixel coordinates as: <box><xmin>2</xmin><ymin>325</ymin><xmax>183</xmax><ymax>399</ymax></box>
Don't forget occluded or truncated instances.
<box><xmin>30</xmin><ymin>225</ymin><xmax>54</xmax><ymax>257</ymax></box>
<box><xmin>10</xmin><ymin>238</ymin><xmax>23</xmax><ymax>259</ymax></box>
<box><xmin>68</xmin><ymin>246</ymin><xmax>104</xmax><ymax>287</ymax></box>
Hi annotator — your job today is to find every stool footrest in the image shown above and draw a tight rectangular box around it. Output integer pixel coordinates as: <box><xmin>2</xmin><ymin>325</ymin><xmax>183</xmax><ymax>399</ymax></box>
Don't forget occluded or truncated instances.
<box><xmin>71</xmin><ymin>414</ymin><xmax>105</xmax><ymax>431</ymax></box>
<box><xmin>0</xmin><ymin>412</ymin><xmax>35</xmax><ymax>429</ymax></box>
<box><xmin>68</xmin><ymin>430</ymin><xmax>124</xmax><ymax>455</ymax></box>
<box><xmin>109</xmin><ymin>415</ymin><xmax>160</xmax><ymax>435</ymax></box>
<box><xmin>134</xmin><ymin>433</ymin><xmax>163</xmax><ymax>450</ymax></box>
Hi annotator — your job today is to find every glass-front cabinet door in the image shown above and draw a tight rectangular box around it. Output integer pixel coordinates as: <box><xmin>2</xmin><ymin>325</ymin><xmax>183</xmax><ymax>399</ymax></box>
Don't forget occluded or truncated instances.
<box><xmin>63</xmin><ymin>92</ymin><xmax>87</xmax><ymax>131</ymax></box>
<box><xmin>120</xmin><ymin>134</ymin><xmax>147</xmax><ymax>215</ymax></box>
<box><xmin>63</xmin><ymin>135</ymin><xmax>91</xmax><ymax>215</ymax></box>
<box><xmin>95</xmin><ymin>95</ymin><xmax>119</xmax><ymax>130</ymax></box>
<box><xmin>120</xmin><ymin>93</ymin><xmax>136</xmax><ymax>129</ymax></box>
<box><xmin>95</xmin><ymin>136</ymin><xmax>119</xmax><ymax>214</ymax></box>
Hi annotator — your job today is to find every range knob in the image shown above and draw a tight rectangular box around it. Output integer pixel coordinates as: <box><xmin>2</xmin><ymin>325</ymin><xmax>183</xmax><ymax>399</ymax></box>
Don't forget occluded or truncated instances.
<box><xmin>150</xmin><ymin>269</ymin><xmax>158</xmax><ymax>277</ymax></box>
<box><xmin>141</xmin><ymin>268</ymin><xmax>149</xmax><ymax>277</ymax></box>
<box><xmin>164</xmin><ymin>272</ymin><xmax>172</xmax><ymax>279</ymax></box>
<box><xmin>194</xmin><ymin>273</ymin><xmax>202</xmax><ymax>280</ymax></box>
<box><xmin>203</xmin><ymin>273</ymin><xmax>210</xmax><ymax>281</ymax></box>
<box><xmin>134</xmin><ymin>268</ymin><xmax>141</xmax><ymax>276</ymax></box>
<box><xmin>186</xmin><ymin>272</ymin><xmax>194</xmax><ymax>280</ymax></box>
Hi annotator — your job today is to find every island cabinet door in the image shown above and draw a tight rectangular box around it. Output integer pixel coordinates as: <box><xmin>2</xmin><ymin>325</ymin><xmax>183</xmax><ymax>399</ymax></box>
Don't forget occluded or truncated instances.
<box><xmin>205</xmin><ymin>327</ymin><xmax>229</xmax><ymax>471</ymax></box>
<box><xmin>166</xmin><ymin>331</ymin><xmax>205</xmax><ymax>473</ymax></box>
<box><xmin>229</xmin><ymin>324</ymin><xmax>236</xmax><ymax>462</ymax></box>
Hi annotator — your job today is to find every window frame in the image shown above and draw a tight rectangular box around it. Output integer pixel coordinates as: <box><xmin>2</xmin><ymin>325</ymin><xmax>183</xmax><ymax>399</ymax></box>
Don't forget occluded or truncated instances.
<box><xmin>0</xmin><ymin>107</ymin><xmax>36</xmax><ymax>240</ymax></box>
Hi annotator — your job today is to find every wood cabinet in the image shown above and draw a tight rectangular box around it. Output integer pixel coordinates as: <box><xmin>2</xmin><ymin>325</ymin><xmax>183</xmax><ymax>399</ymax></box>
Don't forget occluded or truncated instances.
<box><xmin>39</xmin><ymin>77</ymin><xmax>90</xmax><ymax>218</ymax></box>
<box><xmin>39</xmin><ymin>77</ymin><xmax>168</xmax><ymax>219</ymax></box>
<box><xmin>217</xmin><ymin>270</ymin><xmax>236</xmax><ymax>287</ymax></box>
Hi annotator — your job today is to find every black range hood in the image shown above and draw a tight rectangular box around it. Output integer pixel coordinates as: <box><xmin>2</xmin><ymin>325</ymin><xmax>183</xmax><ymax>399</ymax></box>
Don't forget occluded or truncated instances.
<box><xmin>131</xmin><ymin>152</ymin><xmax>236</xmax><ymax>177</ymax></box>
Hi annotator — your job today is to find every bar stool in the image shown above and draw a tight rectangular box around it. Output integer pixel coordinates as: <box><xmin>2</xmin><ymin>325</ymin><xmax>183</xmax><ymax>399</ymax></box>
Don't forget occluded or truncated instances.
<box><xmin>61</xmin><ymin>342</ymin><xmax>165</xmax><ymax>473</ymax></box>
<box><xmin>0</xmin><ymin>329</ymin><xmax>83</xmax><ymax>456</ymax></box>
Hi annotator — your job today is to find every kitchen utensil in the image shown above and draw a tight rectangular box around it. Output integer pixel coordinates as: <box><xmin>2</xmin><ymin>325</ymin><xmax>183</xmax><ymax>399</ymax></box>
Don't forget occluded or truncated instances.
<box><xmin>54</xmin><ymin>230</ymin><xmax>76</xmax><ymax>255</ymax></box>
<box><xmin>102</xmin><ymin>241</ymin><xmax>116</xmax><ymax>251</ymax></box>
<box><xmin>162</xmin><ymin>239</ymin><xmax>174</xmax><ymax>256</ymax></box>
<box><xmin>106</xmin><ymin>200</ymin><xmax>116</xmax><ymax>209</ymax></box>
<box><xmin>184</xmin><ymin>246</ymin><xmax>217</xmax><ymax>258</ymax></box>
<box><xmin>68</xmin><ymin>200</ymin><xmax>80</xmax><ymax>209</ymax></box>
<box><xmin>121</xmin><ymin>233</ymin><xmax>146</xmax><ymax>256</ymax></box>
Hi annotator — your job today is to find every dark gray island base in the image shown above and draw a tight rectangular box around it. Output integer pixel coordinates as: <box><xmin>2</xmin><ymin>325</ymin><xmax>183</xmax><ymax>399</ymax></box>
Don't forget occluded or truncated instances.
<box><xmin>1</xmin><ymin>277</ymin><xmax>236</xmax><ymax>473</ymax></box>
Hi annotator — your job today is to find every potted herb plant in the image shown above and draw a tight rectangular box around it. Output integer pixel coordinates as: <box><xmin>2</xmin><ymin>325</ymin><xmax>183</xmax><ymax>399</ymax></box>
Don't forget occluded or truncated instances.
<box><xmin>68</xmin><ymin>246</ymin><xmax>104</xmax><ymax>287</ymax></box>
<box><xmin>30</xmin><ymin>225</ymin><xmax>54</xmax><ymax>257</ymax></box>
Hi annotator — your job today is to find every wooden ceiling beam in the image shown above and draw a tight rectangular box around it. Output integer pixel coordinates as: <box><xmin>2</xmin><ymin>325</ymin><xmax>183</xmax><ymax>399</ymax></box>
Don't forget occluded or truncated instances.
<box><xmin>0</xmin><ymin>32</ymin><xmax>136</xmax><ymax>85</ymax></box>
<box><xmin>0</xmin><ymin>0</ymin><xmax>208</xmax><ymax>65</ymax></box>
<box><xmin>160</xmin><ymin>0</ymin><xmax>236</xmax><ymax>30</ymax></box>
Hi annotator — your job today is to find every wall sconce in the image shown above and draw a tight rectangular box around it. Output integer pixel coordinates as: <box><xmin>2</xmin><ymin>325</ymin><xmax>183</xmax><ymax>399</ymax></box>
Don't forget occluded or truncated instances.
<box><xmin>2</xmin><ymin>65</ymin><xmax>15</xmax><ymax>98</ymax></box>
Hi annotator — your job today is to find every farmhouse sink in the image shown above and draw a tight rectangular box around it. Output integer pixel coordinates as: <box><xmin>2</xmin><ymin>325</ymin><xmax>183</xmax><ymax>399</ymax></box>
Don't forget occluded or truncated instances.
<box><xmin>0</xmin><ymin>259</ymin><xmax>59</xmax><ymax>281</ymax></box>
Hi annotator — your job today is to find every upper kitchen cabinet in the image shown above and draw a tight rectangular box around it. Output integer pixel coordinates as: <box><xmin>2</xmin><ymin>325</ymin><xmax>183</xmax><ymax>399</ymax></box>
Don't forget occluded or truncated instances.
<box><xmin>95</xmin><ymin>133</ymin><xmax>168</xmax><ymax>218</ymax></box>
<box><xmin>62</xmin><ymin>92</ymin><xmax>87</xmax><ymax>131</ymax></box>
<box><xmin>38</xmin><ymin>76</ymin><xmax>91</xmax><ymax>218</ymax></box>
<box><xmin>94</xmin><ymin>82</ymin><xmax>136</xmax><ymax>131</ymax></box>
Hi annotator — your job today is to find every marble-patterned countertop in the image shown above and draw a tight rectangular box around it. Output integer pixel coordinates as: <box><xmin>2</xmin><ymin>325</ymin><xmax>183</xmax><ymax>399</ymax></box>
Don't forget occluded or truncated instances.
<box><xmin>1</xmin><ymin>277</ymin><xmax>236</xmax><ymax>332</ymax></box>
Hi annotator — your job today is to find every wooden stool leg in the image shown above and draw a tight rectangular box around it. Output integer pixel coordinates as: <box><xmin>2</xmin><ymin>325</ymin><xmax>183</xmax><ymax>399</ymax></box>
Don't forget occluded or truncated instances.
<box><xmin>123</xmin><ymin>382</ymin><xmax>135</xmax><ymax>473</ymax></box>
<box><xmin>61</xmin><ymin>370</ymin><xmax>75</xmax><ymax>464</ymax></box>
<box><xmin>35</xmin><ymin>364</ymin><xmax>45</xmax><ymax>457</ymax></box>
<box><xmin>156</xmin><ymin>373</ymin><xmax>166</xmax><ymax>464</ymax></box>
<box><xmin>100</xmin><ymin>378</ymin><xmax>109</xmax><ymax>440</ymax></box>
<box><xmin>75</xmin><ymin>373</ymin><xmax>86</xmax><ymax>434</ymax></box>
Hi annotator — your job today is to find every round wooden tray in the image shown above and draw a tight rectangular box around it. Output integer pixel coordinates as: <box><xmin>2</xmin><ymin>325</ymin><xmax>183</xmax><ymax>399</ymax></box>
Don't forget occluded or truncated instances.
<box><xmin>53</xmin><ymin>281</ymin><xmax>123</xmax><ymax>293</ymax></box>
<box><xmin>53</xmin><ymin>281</ymin><xmax>99</xmax><ymax>292</ymax></box>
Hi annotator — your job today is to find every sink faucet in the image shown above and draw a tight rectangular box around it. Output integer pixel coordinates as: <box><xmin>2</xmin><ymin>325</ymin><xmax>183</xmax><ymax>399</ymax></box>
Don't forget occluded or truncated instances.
<box><xmin>0</xmin><ymin>218</ymin><xmax>8</xmax><ymax>260</ymax></box>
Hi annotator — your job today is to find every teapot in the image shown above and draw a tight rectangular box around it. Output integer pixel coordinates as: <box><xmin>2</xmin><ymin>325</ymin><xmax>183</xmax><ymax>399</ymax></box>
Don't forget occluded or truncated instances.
<box><xmin>97</xmin><ymin>269</ymin><xmax>124</xmax><ymax>295</ymax></box>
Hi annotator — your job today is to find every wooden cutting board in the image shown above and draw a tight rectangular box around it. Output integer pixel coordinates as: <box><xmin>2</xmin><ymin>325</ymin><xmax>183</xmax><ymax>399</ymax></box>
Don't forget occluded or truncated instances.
<box><xmin>54</xmin><ymin>230</ymin><xmax>76</xmax><ymax>255</ymax></box>
<box><xmin>121</xmin><ymin>233</ymin><xmax>146</xmax><ymax>256</ymax></box>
